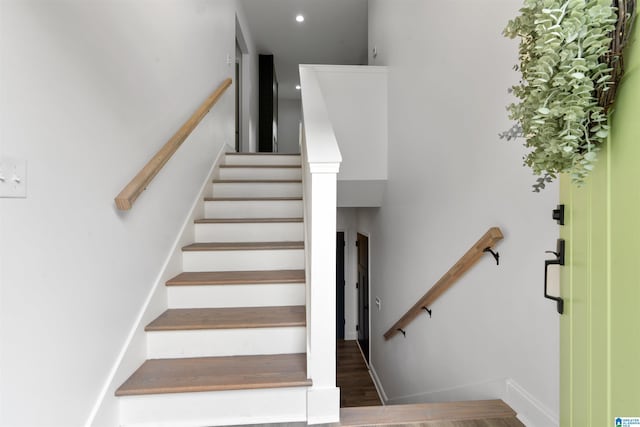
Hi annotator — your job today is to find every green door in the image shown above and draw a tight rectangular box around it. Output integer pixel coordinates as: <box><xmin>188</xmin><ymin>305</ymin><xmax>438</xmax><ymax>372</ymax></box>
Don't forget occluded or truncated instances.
<box><xmin>560</xmin><ymin>23</ymin><xmax>640</xmax><ymax>427</ymax></box>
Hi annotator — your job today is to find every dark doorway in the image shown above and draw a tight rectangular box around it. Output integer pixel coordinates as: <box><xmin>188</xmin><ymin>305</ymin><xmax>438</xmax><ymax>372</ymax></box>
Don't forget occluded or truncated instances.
<box><xmin>258</xmin><ymin>54</ymin><xmax>278</xmax><ymax>152</ymax></box>
<box><xmin>356</xmin><ymin>233</ymin><xmax>369</xmax><ymax>363</ymax></box>
<box><xmin>336</xmin><ymin>232</ymin><xmax>345</xmax><ymax>339</ymax></box>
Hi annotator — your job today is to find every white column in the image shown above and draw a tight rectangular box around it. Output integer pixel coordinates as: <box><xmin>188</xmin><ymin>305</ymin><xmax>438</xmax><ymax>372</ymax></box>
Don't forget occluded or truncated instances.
<box><xmin>305</xmin><ymin>164</ymin><xmax>340</xmax><ymax>424</ymax></box>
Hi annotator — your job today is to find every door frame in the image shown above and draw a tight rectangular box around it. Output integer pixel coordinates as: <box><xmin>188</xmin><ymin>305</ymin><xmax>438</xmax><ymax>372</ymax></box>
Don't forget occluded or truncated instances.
<box><xmin>356</xmin><ymin>232</ymin><xmax>371</xmax><ymax>365</ymax></box>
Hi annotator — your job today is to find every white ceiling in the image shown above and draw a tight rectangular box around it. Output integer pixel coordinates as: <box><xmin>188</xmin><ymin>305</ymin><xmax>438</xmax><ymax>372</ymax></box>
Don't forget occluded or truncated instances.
<box><xmin>239</xmin><ymin>0</ymin><xmax>369</xmax><ymax>100</ymax></box>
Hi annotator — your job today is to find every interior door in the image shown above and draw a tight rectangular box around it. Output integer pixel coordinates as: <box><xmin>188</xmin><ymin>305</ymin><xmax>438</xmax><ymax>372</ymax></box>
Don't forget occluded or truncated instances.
<box><xmin>336</xmin><ymin>232</ymin><xmax>345</xmax><ymax>340</ymax></box>
<box><xmin>560</xmin><ymin>24</ymin><xmax>640</xmax><ymax>426</ymax></box>
<box><xmin>357</xmin><ymin>233</ymin><xmax>369</xmax><ymax>363</ymax></box>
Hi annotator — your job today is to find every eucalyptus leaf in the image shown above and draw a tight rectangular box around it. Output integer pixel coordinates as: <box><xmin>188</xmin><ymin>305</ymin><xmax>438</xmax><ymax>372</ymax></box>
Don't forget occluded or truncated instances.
<box><xmin>502</xmin><ymin>0</ymin><xmax>619</xmax><ymax>190</ymax></box>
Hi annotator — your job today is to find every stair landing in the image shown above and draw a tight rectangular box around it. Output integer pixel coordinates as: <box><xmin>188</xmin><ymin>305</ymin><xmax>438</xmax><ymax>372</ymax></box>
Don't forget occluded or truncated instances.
<box><xmin>339</xmin><ymin>400</ymin><xmax>523</xmax><ymax>426</ymax></box>
<box><xmin>226</xmin><ymin>400</ymin><xmax>524</xmax><ymax>427</ymax></box>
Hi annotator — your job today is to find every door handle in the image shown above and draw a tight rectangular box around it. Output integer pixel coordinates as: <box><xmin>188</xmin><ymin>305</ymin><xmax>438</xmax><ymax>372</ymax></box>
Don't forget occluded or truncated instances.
<box><xmin>544</xmin><ymin>239</ymin><xmax>565</xmax><ymax>314</ymax></box>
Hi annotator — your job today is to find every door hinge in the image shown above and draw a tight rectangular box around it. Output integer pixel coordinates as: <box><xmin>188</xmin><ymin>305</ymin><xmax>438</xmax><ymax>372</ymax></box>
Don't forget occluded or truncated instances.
<box><xmin>356</xmin><ymin>282</ymin><xmax>359</xmax><ymax>289</ymax></box>
<box><xmin>355</xmin><ymin>240</ymin><xmax>359</xmax><ymax>247</ymax></box>
<box><xmin>356</xmin><ymin>325</ymin><xmax>359</xmax><ymax>331</ymax></box>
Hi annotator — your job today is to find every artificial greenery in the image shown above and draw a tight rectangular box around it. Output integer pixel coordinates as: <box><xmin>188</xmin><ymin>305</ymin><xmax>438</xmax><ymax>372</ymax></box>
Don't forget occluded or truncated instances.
<box><xmin>502</xmin><ymin>0</ymin><xmax>619</xmax><ymax>191</ymax></box>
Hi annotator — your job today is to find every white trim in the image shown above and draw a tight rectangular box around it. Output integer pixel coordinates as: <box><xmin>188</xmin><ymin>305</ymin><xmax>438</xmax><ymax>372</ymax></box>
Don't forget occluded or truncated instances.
<box><xmin>372</xmin><ymin>375</ymin><xmax>558</xmax><ymax>427</ymax></box>
<box><xmin>308</xmin><ymin>162</ymin><xmax>341</xmax><ymax>174</ymax></box>
<box><xmin>306</xmin><ymin>387</ymin><xmax>340</xmax><ymax>425</ymax></box>
<box><xmin>84</xmin><ymin>144</ymin><xmax>231</xmax><ymax>427</ymax></box>
<box><xmin>299</xmin><ymin>66</ymin><xmax>342</xmax><ymax>165</ymax></box>
<box><xmin>505</xmin><ymin>379</ymin><xmax>559</xmax><ymax>427</ymax></box>
<box><xmin>369</xmin><ymin>363</ymin><xmax>389</xmax><ymax>405</ymax></box>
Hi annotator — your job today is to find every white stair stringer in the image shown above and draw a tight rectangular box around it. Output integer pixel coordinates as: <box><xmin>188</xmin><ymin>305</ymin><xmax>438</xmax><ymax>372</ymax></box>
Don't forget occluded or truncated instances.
<box><xmin>167</xmin><ymin>283</ymin><xmax>306</xmax><ymax>309</ymax></box>
<box><xmin>119</xmin><ymin>387</ymin><xmax>308</xmax><ymax>427</ymax></box>
<box><xmin>146</xmin><ymin>326</ymin><xmax>306</xmax><ymax>358</ymax></box>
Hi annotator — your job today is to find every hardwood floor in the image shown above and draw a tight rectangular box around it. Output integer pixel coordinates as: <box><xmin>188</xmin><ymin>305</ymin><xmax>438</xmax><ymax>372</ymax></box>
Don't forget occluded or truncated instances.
<box><xmin>338</xmin><ymin>401</ymin><xmax>524</xmax><ymax>426</ymax></box>
<box><xmin>337</xmin><ymin>340</ymin><xmax>382</xmax><ymax>408</ymax></box>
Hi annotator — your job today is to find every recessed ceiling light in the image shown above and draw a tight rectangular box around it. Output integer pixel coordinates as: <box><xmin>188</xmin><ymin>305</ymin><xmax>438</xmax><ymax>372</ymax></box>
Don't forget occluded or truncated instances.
<box><xmin>295</xmin><ymin>85</ymin><xmax>301</xmax><ymax>90</ymax></box>
<box><xmin>295</xmin><ymin>14</ymin><xmax>304</xmax><ymax>23</ymax></box>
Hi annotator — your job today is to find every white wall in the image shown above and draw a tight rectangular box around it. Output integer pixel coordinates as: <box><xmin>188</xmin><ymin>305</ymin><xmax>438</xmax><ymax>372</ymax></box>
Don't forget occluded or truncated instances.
<box><xmin>311</xmin><ymin>65</ymin><xmax>388</xmax><ymax>207</ymax></box>
<box><xmin>314</xmin><ymin>66</ymin><xmax>387</xmax><ymax>182</ymax></box>
<box><xmin>278</xmin><ymin>99</ymin><xmax>302</xmax><ymax>154</ymax></box>
<box><xmin>365</xmin><ymin>1</ymin><xmax>559</xmax><ymax>424</ymax></box>
<box><xmin>0</xmin><ymin>1</ymin><xmax>236</xmax><ymax>426</ymax></box>
<box><xmin>236</xmin><ymin>4</ymin><xmax>259</xmax><ymax>153</ymax></box>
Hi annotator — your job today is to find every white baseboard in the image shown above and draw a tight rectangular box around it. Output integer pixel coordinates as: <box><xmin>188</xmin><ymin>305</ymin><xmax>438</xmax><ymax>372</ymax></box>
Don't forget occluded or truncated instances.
<box><xmin>368</xmin><ymin>363</ymin><xmax>389</xmax><ymax>404</ymax></box>
<box><xmin>505</xmin><ymin>379</ymin><xmax>558</xmax><ymax>427</ymax></box>
<box><xmin>85</xmin><ymin>144</ymin><xmax>232</xmax><ymax>427</ymax></box>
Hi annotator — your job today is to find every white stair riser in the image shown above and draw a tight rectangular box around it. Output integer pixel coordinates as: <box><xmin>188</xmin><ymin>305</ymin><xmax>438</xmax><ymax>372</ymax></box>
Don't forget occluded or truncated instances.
<box><xmin>167</xmin><ymin>283</ymin><xmax>306</xmax><ymax>308</ymax></box>
<box><xmin>194</xmin><ymin>222</ymin><xmax>303</xmax><ymax>243</ymax></box>
<box><xmin>224</xmin><ymin>155</ymin><xmax>301</xmax><ymax>166</ymax></box>
<box><xmin>182</xmin><ymin>249</ymin><xmax>305</xmax><ymax>272</ymax></box>
<box><xmin>119</xmin><ymin>387</ymin><xmax>307</xmax><ymax>427</ymax></box>
<box><xmin>146</xmin><ymin>327</ymin><xmax>306</xmax><ymax>358</ymax></box>
<box><xmin>218</xmin><ymin>167</ymin><xmax>301</xmax><ymax>181</ymax></box>
<box><xmin>212</xmin><ymin>182</ymin><xmax>302</xmax><ymax>198</ymax></box>
<box><xmin>204</xmin><ymin>199</ymin><xmax>303</xmax><ymax>219</ymax></box>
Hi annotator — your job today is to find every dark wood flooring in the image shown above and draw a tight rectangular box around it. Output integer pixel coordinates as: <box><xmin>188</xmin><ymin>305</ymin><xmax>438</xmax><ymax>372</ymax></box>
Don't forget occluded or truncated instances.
<box><xmin>337</xmin><ymin>340</ymin><xmax>382</xmax><ymax>408</ymax></box>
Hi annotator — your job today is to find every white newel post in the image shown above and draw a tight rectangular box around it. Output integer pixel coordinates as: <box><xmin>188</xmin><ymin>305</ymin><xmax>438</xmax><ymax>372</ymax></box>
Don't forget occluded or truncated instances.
<box><xmin>305</xmin><ymin>162</ymin><xmax>340</xmax><ymax>424</ymax></box>
<box><xmin>300</xmin><ymin>65</ymin><xmax>342</xmax><ymax>424</ymax></box>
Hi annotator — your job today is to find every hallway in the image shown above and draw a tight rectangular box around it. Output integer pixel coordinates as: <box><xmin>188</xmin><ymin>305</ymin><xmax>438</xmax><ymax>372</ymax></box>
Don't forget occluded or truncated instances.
<box><xmin>337</xmin><ymin>340</ymin><xmax>382</xmax><ymax>407</ymax></box>
<box><xmin>235</xmin><ymin>340</ymin><xmax>523</xmax><ymax>426</ymax></box>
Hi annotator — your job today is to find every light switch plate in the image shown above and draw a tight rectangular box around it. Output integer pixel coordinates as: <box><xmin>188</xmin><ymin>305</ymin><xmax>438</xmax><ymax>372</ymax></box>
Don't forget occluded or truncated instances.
<box><xmin>0</xmin><ymin>157</ymin><xmax>27</xmax><ymax>198</ymax></box>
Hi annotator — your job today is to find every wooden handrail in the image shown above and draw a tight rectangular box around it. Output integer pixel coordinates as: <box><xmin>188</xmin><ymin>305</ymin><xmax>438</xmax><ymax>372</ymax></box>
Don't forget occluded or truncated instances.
<box><xmin>115</xmin><ymin>78</ymin><xmax>232</xmax><ymax>210</ymax></box>
<box><xmin>384</xmin><ymin>227</ymin><xmax>504</xmax><ymax>340</ymax></box>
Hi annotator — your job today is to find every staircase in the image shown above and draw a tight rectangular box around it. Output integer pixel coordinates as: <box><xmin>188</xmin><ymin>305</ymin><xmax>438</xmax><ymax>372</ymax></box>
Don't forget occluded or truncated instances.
<box><xmin>116</xmin><ymin>153</ymin><xmax>312</xmax><ymax>427</ymax></box>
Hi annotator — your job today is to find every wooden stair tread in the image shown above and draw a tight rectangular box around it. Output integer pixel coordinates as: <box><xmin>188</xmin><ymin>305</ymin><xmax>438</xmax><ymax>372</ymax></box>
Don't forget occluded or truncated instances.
<box><xmin>146</xmin><ymin>306</ymin><xmax>306</xmax><ymax>331</ymax></box>
<box><xmin>166</xmin><ymin>270</ymin><xmax>305</xmax><ymax>286</ymax></box>
<box><xmin>194</xmin><ymin>217</ymin><xmax>303</xmax><ymax>224</ymax></box>
<box><xmin>182</xmin><ymin>241</ymin><xmax>304</xmax><ymax>251</ymax></box>
<box><xmin>204</xmin><ymin>196</ymin><xmax>302</xmax><ymax>201</ymax></box>
<box><xmin>338</xmin><ymin>400</ymin><xmax>518</xmax><ymax>426</ymax></box>
<box><xmin>212</xmin><ymin>179</ymin><xmax>302</xmax><ymax>183</ymax></box>
<box><xmin>115</xmin><ymin>353</ymin><xmax>311</xmax><ymax>396</ymax></box>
